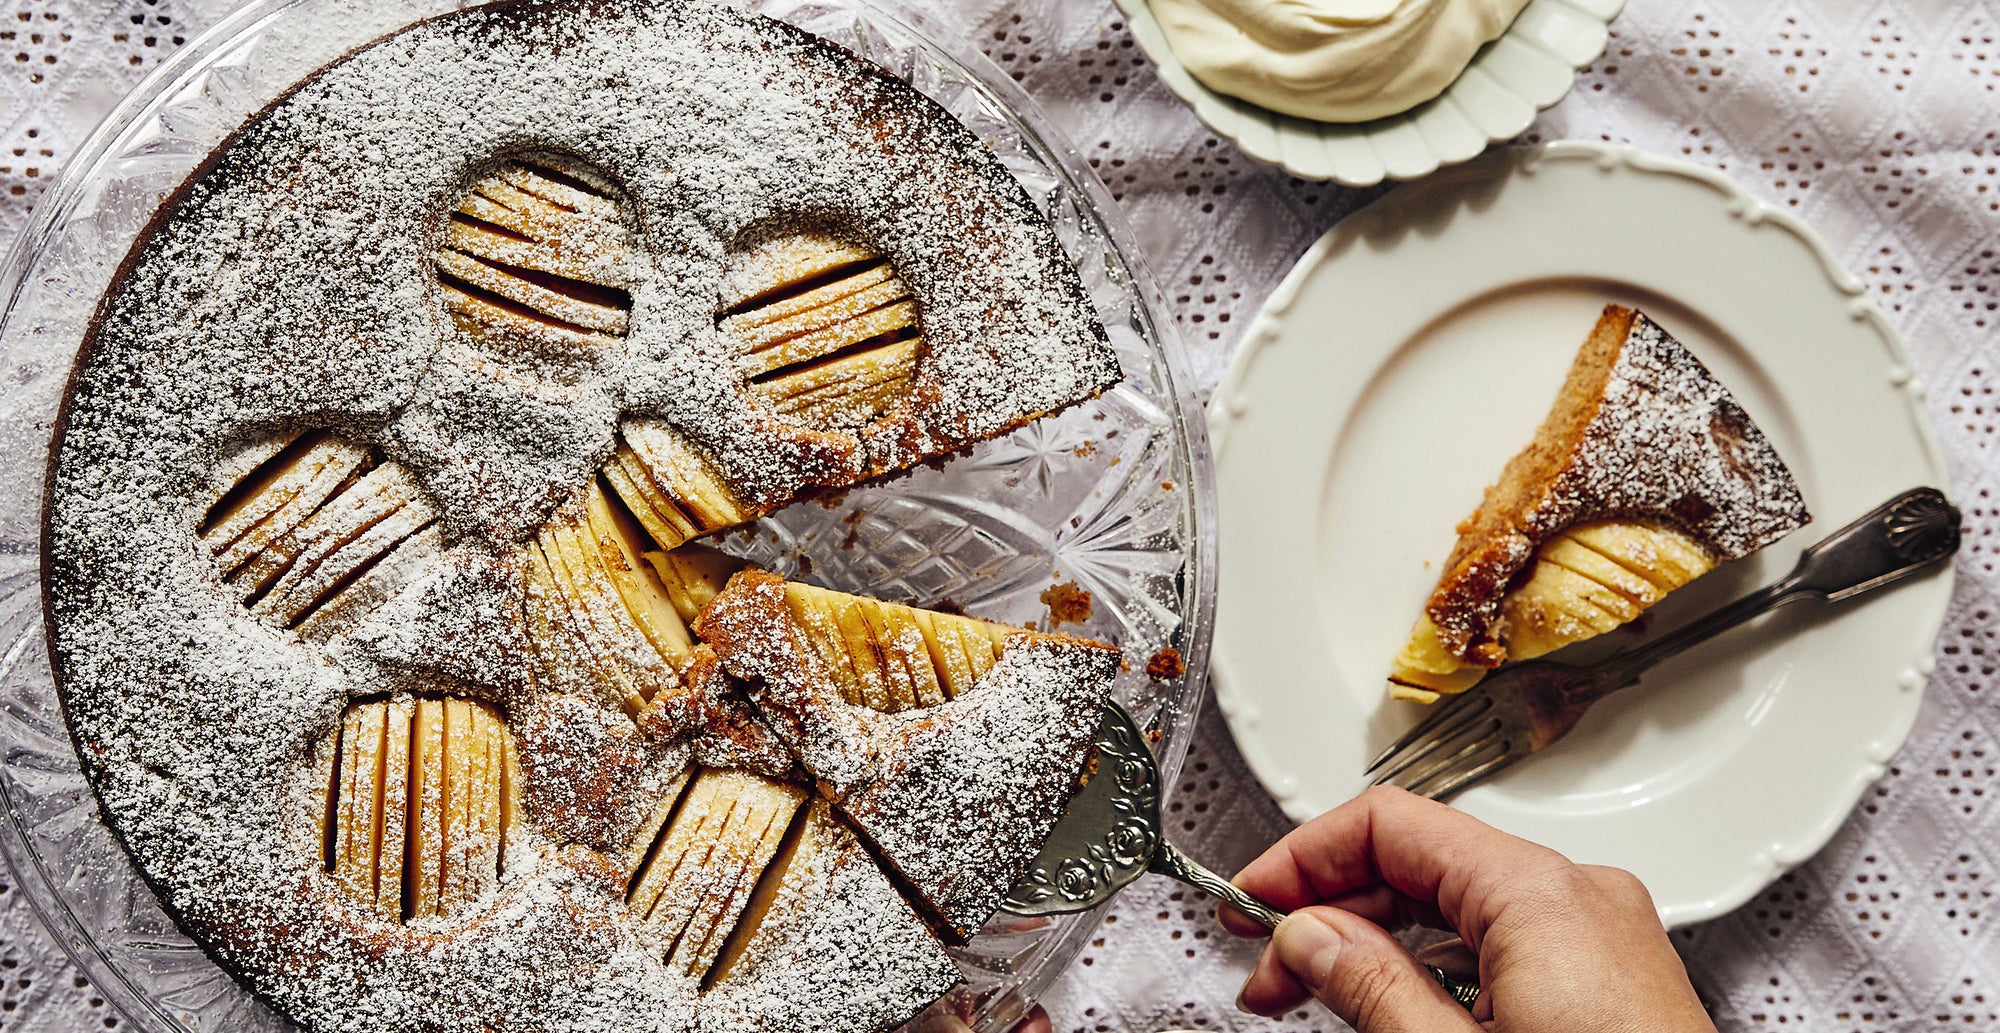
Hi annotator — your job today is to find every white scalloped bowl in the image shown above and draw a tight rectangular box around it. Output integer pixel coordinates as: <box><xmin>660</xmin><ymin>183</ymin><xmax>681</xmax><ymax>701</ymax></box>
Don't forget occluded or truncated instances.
<box><xmin>1113</xmin><ymin>0</ymin><xmax>1625</xmax><ymax>186</ymax></box>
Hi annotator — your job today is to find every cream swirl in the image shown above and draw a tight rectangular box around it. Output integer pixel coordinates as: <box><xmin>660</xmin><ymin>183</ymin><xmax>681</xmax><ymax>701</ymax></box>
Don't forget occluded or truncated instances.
<box><xmin>1150</xmin><ymin>0</ymin><xmax>1531</xmax><ymax>122</ymax></box>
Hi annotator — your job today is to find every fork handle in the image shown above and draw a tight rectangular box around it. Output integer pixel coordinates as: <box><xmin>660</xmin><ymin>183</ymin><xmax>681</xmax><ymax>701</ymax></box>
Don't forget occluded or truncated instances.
<box><xmin>1594</xmin><ymin>487</ymin><xmax>1960</xmax><ymax>693</ymax></box>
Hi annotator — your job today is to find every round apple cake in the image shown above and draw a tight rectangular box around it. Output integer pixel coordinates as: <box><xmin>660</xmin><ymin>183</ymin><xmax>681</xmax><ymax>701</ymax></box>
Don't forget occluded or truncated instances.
<box><xmin>41</xmin><ymin>3</ymin><xmax>1125</xmax><ymax>1032</ymax></box>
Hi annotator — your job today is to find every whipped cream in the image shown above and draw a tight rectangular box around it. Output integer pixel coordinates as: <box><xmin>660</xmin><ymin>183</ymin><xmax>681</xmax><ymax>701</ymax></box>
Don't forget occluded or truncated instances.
<box><xmin>1150</xmin><ymin>0</ymin><xmax>1532</xmax><ymax>123</ymax></box>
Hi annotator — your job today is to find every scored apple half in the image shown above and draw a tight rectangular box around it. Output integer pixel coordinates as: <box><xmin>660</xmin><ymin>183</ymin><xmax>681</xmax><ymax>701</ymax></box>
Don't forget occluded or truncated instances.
<box><xmin>625</xmin><ymin>768</ymin><xmax>809</xmax><ymax>980</ymax></box>
<box><xmin>722</xmin><ymin>231</ymin><xmax>922</xmax><ymax>431</ymax></box>
<box><xmin>321</xmin><ymin>695</ymin><xmax>522</xmax><ymax>923</ymax></box>
<box><xmin>781</xmin><ymin>582</ymin><xmax>1013</xmax><ymax>714</ymax></box>
<box><xmin>1391</xmin><ymin>520</ymin><xmax>1720</xmax><ymax>698</ymax></box>
<box><xmin>521</xmin><ymin>477</ymin><xmax>751</xmax><ymax>717</ymax></box>
<box><xmin>200</xmin><ymin>431</ymin><xmax>443</xmax><ymax>643</ymax></box>
<box><xmin>435</xmin><ymin>155</ymin><xmax>635</xmax><ymax>358</ymax></box>
<box><xmin>701</xmin><ymin>799</ymin><xmax>959</xmax><ymax>1031</ymax></box>
<box><xmin>1387</xmin><ymin>305</ymin><xmax>1809</xmax><ymax>703</ymax></box>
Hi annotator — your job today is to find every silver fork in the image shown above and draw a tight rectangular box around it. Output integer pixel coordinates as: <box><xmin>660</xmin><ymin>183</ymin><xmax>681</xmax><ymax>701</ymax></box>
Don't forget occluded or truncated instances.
<box><xmin>1367</xmin><ymin>487</ymin><xmax>1962</xmax><ymax>800</ymax></box>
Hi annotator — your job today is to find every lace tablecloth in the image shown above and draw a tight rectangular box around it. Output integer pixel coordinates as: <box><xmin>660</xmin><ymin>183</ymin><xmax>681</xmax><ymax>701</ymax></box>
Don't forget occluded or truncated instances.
<box><xmin>3</xmin><ymin>1</ymin><xmax>1996</xmax><ymax>1031</ymax></box>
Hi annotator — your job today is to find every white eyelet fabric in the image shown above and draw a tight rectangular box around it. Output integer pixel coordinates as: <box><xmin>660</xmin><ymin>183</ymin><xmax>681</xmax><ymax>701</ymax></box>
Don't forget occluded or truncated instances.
<box><xmin>3</xmin><ymin>1</ymin><xmax>1997</xmax><ymax>1031</ymax></box>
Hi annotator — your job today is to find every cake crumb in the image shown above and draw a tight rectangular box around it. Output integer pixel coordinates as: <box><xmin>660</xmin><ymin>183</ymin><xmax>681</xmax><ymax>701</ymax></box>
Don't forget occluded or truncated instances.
<box><xmin>1077</xmin><ymin>752</ymin><xmax>1103</xmax><ymax>788</ymax></box>
<box><xmin>1144</xmin><ymin>646</ymin><xmax>1185</xmax><ymax>681</ymax></box>
<box><xmin>1039</xmin><ymin>581</ymin><xmax>1093</xmax><ymax>627</ymax></box>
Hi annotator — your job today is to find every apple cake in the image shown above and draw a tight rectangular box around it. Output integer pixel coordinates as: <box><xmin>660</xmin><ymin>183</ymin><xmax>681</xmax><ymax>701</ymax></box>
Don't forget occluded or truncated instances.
<box><xmin>40</xmin><ymin>4</ymin><xmax>1129</xmax><ymax>1032</ymax></box>
<box><xmin>1388</xmin><ymin>305</ymin><xmax>1810</xmax><ymax>702</ymax></box>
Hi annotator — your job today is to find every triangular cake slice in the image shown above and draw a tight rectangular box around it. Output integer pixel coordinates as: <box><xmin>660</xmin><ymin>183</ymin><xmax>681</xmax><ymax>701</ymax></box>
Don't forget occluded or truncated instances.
<box><xmin>695</xmin><ymin>568</ymin><xmax>1117</xmax><ymax>940</ymax></box>
<box><xmin>1389</xmin><ymin>305</ymin><xmax>1810</xmax><ymax>702</ymax></box>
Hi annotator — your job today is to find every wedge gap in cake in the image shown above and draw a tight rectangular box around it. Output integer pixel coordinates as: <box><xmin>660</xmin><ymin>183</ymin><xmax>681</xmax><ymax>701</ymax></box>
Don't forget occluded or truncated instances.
<box><xmin>697</xmin><ymin>800</ymin><xmax>961</xmax><ymax>1033</ymax></box>
<box><xmin>1388</xmin><ymin>305</ymin><xmax>1808</xmax><ymax>702</ymax></box>
<box><xmin>624</xmin><ymin>768</ymin><xmax>809</xmax><ymax>981</ymax></box>
<box><xmin>322</xmin><ymin>695</ymin><xmax>518</xmax><ymax>924</ymax></box>
<box><xmin>436</xmin><ymin>155</ymin><xmax>634</xmax><ymax>357</ymax></box>
<box><xmin>695</xmin><ymin>568</ymin><xmax>1117</xmax><ymax>940</ymax></box>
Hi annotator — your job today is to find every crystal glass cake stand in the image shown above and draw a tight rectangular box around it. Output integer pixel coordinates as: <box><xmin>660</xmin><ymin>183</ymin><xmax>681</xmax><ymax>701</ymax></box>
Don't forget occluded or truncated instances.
<box><xmin>0</xmin><ymin>2</ymin><xmax>1214</xmax><ymax>1031</ymax></box>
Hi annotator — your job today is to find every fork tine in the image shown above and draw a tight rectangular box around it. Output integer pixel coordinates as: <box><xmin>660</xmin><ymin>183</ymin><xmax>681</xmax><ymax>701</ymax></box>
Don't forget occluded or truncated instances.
<box><xmin>1365</xmin><ymin>690</ymin><xmax>1493</xmax><ymax>773</ymax></box>
<box><xmin>1371</xmin><ymin>706</ymin><xmax>1502</xmax><ymax>790</ymax></box>
<box><xmin>1366</xmin><ymin>700</ymin><xmax>1455</xmax><ymax>773</ymax></box>
<box><xmin>1406</xmin><ymin>743</ymin><xmax>1517</xmax><ymax>801</ymax></box>
<box><xmin>1376</xmin><ymin>718</ymin><xmax>1498</xmax><ymax>792</ymax></box>
<box><xmin>1366</xmin><ymin>692</ymin><xmax>1495</xmax><ymax>782</ymax></box>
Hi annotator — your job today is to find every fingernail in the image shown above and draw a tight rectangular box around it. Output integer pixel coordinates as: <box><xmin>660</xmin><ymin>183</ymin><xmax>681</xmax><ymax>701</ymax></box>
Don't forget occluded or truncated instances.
<box><xmin>1272</xmin><ymin>912</ymin><xmax>1344</xmax><ymax>991</ymax></box>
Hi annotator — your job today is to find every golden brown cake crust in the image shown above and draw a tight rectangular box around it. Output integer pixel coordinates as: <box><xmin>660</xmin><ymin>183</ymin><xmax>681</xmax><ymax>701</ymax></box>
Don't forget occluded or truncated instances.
<box><xmin>1424</xmin><ymin>305</ymin><xmax>1809</xmax><ymax>664</ymax></box>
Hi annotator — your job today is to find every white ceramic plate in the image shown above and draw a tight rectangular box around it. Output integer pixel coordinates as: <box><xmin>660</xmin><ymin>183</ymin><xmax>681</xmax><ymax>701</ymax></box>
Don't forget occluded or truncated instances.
<box><xmin>1208</xmin><ymin>142</ymin><xmax>1954</xmax><ymax>928</ymax></box>
<box><xmin>1112</xmin><ymin>0</ymin><xmax>1623</xmax><ymax>186</ymax></box>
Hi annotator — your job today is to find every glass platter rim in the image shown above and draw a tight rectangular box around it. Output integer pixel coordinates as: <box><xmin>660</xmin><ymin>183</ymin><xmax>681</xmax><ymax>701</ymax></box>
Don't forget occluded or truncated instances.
<box><xmin>0</xmin><ymin>1</ymin><xmax>1219</xmax><ymax>1031</ymax></box>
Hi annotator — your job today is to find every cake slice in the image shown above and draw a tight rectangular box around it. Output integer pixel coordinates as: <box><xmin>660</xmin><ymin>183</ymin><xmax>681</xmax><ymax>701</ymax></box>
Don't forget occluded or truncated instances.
<box><xmin>1389</xmin><ymin>306</ymin><xmax>1809</xmax><ymax>702</ymax></box>
<box><xmin>695</xmin><ymin>568</ymin><xmax>1117</xmax><ymax>940</ymax></box>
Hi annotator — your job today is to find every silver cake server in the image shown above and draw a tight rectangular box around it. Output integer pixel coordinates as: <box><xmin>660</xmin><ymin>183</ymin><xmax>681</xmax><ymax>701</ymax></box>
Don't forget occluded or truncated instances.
<box><xmin>1001</xmin><ymin>700</ymin><xmax>1284</xmax><ymax>926</ymax></box>
<box><xmin>1002</xmin><ymin>700</ymin><xmax>1481</xmax><ymax>1007</ymax></box>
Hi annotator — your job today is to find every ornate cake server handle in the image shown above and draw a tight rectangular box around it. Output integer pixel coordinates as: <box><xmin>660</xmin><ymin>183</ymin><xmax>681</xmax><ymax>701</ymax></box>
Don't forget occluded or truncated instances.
<box><xmin>1148</xmin><ymin>838</ymin><xmax>1285</xmax><ymax>928</ymax></box>
<box><xmin>1003</xmin><ymin>701</ymin><xmax>1480</xmax><ymax>1008</ymax></box>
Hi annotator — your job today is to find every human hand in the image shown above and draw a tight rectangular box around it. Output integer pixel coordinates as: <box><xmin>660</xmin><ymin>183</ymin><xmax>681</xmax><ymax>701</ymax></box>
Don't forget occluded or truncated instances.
<box><xmin>1219</xmin><ymin>786</ymin><xmax>1717</xmax><ymax>1033</ymax></box>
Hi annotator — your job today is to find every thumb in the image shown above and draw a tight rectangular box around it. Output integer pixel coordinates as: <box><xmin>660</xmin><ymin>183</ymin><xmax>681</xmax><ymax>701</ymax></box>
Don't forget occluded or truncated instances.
<box><xmin>1266</xmin><ymin>908</ymin><xmax>1481</xmax><ymax>1033</ymax></box>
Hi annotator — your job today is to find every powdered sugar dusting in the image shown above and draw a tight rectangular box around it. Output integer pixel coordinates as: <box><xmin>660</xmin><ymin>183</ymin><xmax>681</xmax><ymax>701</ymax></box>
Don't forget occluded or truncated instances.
<box><xmin>42</xmin><ymin>2</ymin><xmax>1117</xmax><ymax>1031</ymax></box>
<box><xmin>836</xmin><ymin>637</ymin><xmax>1116</xmax><ymax>940</ymax></box>
<box><xmin>697</xmin><ymin>569</ymin><xmax>1118</xmax><ymax>941</ymax></box>
<box><xmin>699</xmin><ymin>802</ymin><xmax>962</xmax><ymax>1033</ymax></box>
<box><xmin>1425</xmin><ymin>308</ymin><xmax>1810</xmax><ymax>658</ymax></box>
